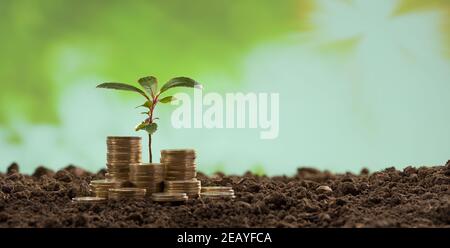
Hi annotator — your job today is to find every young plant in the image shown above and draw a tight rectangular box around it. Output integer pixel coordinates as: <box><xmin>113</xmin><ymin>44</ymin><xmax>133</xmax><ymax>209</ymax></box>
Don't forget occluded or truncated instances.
<box><xmin>96</xmin><ymin>76</ymin><xmax>202</xmax><ymax>163</ymax></box>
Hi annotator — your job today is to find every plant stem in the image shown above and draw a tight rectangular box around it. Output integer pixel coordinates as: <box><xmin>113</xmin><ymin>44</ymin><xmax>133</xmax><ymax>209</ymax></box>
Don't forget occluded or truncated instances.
<box><xmin>148</xmin><ymin>95</ymin><xmax>158</xmax><ymax>164</ymax></box>
<box><xmin>149</xmin><ymin>133</ymin><xmax>152</xmax><ymax>163</ymax></box>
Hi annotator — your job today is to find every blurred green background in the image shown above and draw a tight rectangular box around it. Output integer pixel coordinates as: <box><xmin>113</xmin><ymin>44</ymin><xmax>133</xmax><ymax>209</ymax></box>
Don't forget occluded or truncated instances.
<box><xmin>0</xmin><ymin>0</ymin><xmax>449</xmax><ymax>175</ymax></box>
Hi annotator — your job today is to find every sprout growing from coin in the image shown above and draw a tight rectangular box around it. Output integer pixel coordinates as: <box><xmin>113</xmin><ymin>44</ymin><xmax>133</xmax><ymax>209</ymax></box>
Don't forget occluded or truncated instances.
<box><xmin>97</xmin><ymin>76</ymin><xmax>202</xmax><ymax>163</ymax></box>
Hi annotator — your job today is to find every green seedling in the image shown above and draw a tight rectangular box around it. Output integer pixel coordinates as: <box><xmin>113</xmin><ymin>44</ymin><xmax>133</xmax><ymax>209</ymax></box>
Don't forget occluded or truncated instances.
<box><xmin>97</xmin><ymin>76</ymin><xmax>202</xmax><ymax>163</ymax></box>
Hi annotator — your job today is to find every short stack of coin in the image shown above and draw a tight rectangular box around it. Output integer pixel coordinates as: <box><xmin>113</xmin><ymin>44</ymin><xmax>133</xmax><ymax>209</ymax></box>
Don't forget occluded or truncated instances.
<box><xmin>164</xmin><ymin>179</ymin><xmax>201</xmax><ymax>198</ymax></box>
<box><xmin>151</xmin><ymin>192</ymin><xmax>188</xmax><ymax>203</ymax></box>
<box><xmin>89</xmin><ymin>179</ymin><xmax>121</xmax><ymax>198</ymax></box>
<box><xmin>129</xmin><ymin>163</ymin><xmax>164</xmax><ymax>195</ymax></box>
<box><xmin>106</xmin><ymin>137</ymin><xmax>142</xmax><ymax>181</ymax></box>
<box><xmin>161</xmin><ymin>149</ymin><xmax>197</xmax><ymax>181</ymax></box>
<box><xmin>108</xmin><ymin>188</ymin><xmax>146</xmax><ymax>200</ymax></box>
<box><xmin>200</xmin><ymin>186</ymin><xmax>236</xmax><ymax>200</ymax></box>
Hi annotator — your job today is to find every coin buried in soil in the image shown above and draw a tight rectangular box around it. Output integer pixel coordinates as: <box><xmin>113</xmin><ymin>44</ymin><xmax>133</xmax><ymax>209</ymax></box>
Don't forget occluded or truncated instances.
<box><xmin>200</xmin><ymin>192</ymin><xmax>236</xmax><ymax>199</ymax></box>
<box><xmin>71</xmin><ymin>197</ymin><xmax>107</xmax><ymax>203</ymax></box>
<box><xmin>201</xmin><ymin>186</ymin><xmax>233</xmax><ymax>193</ymax></box>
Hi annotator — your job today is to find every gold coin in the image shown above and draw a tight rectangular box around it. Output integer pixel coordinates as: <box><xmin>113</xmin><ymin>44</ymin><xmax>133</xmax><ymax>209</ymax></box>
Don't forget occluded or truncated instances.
<box><xmin>109</xmin><ymin>195</ymin><xmax>145</xmax><ymax>200</ymax></box>
<box><xmin>130</xmin><ymin>164</ymin><xmax>163</xmax><ymax>171</ymax></box>
<box><xmin>164</xmin><ymin>166</ymin><xmax>196</xmax><ymax>170</ymax></box>
<box><xmin>107</xmin><ymin>145</ymin><xmax>141</xmax><ymax>149</ymax></box>
<box><xmin>90</xmin><ymin>179</ymin><xmax>121</xmax><ymax>185</ymax></box>
<box><xmin>107</xmin><ymin>162</ymin><xmax>140</xmax><ymax>166</ymax></box>
<box><xmin>72</xmin><ymin>197</ymin><xmax>107</xmax><ymax>203</ymax></box>
<box><xmin>152</xmin><ymin>192</ymin><xmax>187</xmax><ymax>197</ymax></box>
<box><xmin>201</xmin><ymin>191</ymin><xmax>235</xmax><ymax>197</ymax></box>
<box><xmin>165</xmin><ymin>177</ymin><xmax>195</xmax><ymax>181</ymax></box>
<box><xmin>107</xmin><ymin>141</ymin><xmax>141</xmax><ymax>144</ymax></box>
<box><xmin>109</xmin><ymin>188</ymin><xmax>146</xmax><ymax>194</ymax></box>
<box><xmin>161</xmin><ymin>149</ymin><xmax>196</xmax><ymax>154</ymax></box>
<box><xmin>107</xmin><ymin>146</ymin><xmax>141</xmax><ymax>150</ymax></box>
<box><xmin>134</xmin><ymin>163</ymin><xmax>163</xmax><ymax>167</ymax></box>
<box><xmin>129</xmin><ymin>178</ymin><xmax>163</xmax><ymax>183</ymax></box>
<box><xmin>165</xmin><ymin>174</ymin><xmax>196</xmax><ymax>177</ymax></box>
<box><xmin>160</xmin><ymin>156</ymin><xmax>195</xmax><ymax>160</ymax></box>
<box><xmin>165</xmin><ymin>171</ymin><xmax>196</xmax><ymax>175</ymax></box>
<box><xmin>107</xmin><ymin>155</ymin><xmax>141</xmax><ymax>159</ymax></box>
<box><xmin>163</xmin><ymin>165</ymin><xmax>195</xmax><ymax>169</ymax></box>
<box><xmin>105</xmin><ymin>175</ymin><xmax>129</xmax><ymax>180</ymax></box>
<box><xmin>107</xmin><ymin>139</ymin><xmax>141</xmax><ymax>144</ymax></box>
<box><xmin>107</xmin><ymin>136</ymin><xmax>141</xmax><ymax>139</ymax></box>
<box><xmin>164</xmin><ymin>166</ymin><xmax>197</xmax><ymax>171</ymax></box>
<box><xmin>164</xmin><ymin>179</ymin><xmax>199</xmax><ymax>184</ymax></box>
<box><xmin>151</xmin><ymin>192</ymin><xmax>188</xmax><ymax>202</ymax></box>
<box><xmin>106</xmin><ymin>172</ymin><xmax>129</xmax><ymax>177</ymax></box>
<box><xmin>107</xmin><ymin>158</ymin><xmax>141</xmax><ymax>162</ymax></box>
<box><xmin>201</xmin><ymin>186</ymin><xmax>233</xmax><ymax>192</ymax></box>
<box><xmin>107</xmin><ymin>164</ymin><xmax>131</xmax><ymax>169</ymax></box>
<box><xmin>106</xmin><ymin>170</ymin><xmax>130</xmax><ymax>173</ymax></box>
<box><xmin>91</xmin><ymin>193</ymin><xmax>109</xmax><ymax>198</ymax></box>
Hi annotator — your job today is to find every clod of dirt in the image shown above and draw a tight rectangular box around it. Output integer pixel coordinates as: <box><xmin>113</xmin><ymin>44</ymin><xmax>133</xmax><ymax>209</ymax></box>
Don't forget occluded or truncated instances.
<box><xmin>1</xmin><ymin>162</ymin><xmax>449</xmax><ymax>228</ymax></box>
<box><xmin>444</xmin><ymin>160</ymin><xmax>450</xmax><ymax>176</ymax></box>
<box><xmin>7</xmin><ymin>163</ymin><xmax>19</xmax><ymax>175</ymax></box>
<box><xmin>64</xmin><ymin>165</ymin><xmax>88</xmax><ymax>177</ymax></box>
<box><xmin>338</xmin><ymin>182</ymin><xmax>360</xmax><ymax>195</ymax></box>
<box><xmin>32</xmin><ymin>166</ymin><xmax>55</xmax><ymax>178</ymax></box>
<box><xmin>54</xmin><ymin>170</ymin><xmax>74</xmax><ymax>182</ymax></box>
<box><xmin>360</xmin><ymin>168</ymin><xmax>370</xmax><ymax>175</ymax></box>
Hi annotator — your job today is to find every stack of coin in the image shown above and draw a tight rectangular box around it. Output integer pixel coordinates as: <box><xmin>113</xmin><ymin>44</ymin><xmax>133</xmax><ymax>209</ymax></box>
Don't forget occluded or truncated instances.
<box><xmin>89</xmin><ymin>179</ymin><xmax>121</xmax><ymax>198</ymax></box>
<box><xmin>151</xmin><ymin>192</ymin><xmax>188</xmax><ymax>203</ymax></box>
<box><xmin>164</xmin><ymin>179</ymin><xmax>201</xmax><ymax>197</ymax></box>
<box><xmin>71</xmin><ymin>197</ymin><xmax>107</xmax><ymax>204</ymax></box>
<box><xmin>161</xmin><ymin>149</ymin><xmax>197</xmax><ymax>181</ymax></box>
<box><xmin>200</xmin><ymin>186</ymin><xmax>236</xmax><ymax>199</ymax></box>
<box><xmin>108</xmin><ymin>188</ymin><xmax>146</xmax><ymax>200</ymax></box>
<box><xmin>106</xmin><ymin>136</ymin><xmax>142</xmax><ymax>181</ymax></box>
<box><xmin>129</xmin><ymin>163</ymin><xmax>164</xmax><ymax>195</ymax></box>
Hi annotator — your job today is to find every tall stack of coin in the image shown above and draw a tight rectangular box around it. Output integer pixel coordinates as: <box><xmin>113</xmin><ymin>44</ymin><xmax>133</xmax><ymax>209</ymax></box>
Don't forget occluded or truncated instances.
<box><xmin>89</xmin><ymin>179</ymin><xmax>121</xmax><ymax>198</ymax></box>
<box><xmin>129</xmin><ymin>163</ymin><xmax>164</xmax><ymax>195</ymax></box>
<box><xmin>160</xmin><ymin>149</ymin><xmax>197</xmax><ymax>181</ymax></box>
<box><xmin>108</xmin><ymin>188</ymin><xmax>146</xmax><ymax>200</ymax></box>
<box><xmin>200</xmin><ymin>186</ymin><xmax>236</xmax><ymax>200</ymax></box>
<box><xmin>106</xmin><ymin>137</ymin><xmax>142</xmax><ymax>181</ymax></box>
<box><xmin>164</xmin><ymin>179</ymin><xmax>201</xmax><ymax>197</ymax></box>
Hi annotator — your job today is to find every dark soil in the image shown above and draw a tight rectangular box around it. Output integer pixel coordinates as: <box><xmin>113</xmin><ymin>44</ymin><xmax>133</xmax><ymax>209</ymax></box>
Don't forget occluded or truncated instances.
<box><xmin>0</xmin><ymin>161</ymin><xmax>449</xmax><ymax>228</ymax></box>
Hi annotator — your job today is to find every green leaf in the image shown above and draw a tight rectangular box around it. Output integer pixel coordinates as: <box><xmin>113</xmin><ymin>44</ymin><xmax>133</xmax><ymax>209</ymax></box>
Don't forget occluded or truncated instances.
<box><xmin>159</xmin><ymin>77</ymin><xmax>202</xmax><ymax>94</ymax></box>
<box><xmin>97</xmin><ymin>82</ymin><xmax>148</xmax><ymax>99</ymax></box>
<box><xmin>138</xmin><ymin>76</ymin><xmax>158</xmax><ymax>96</ymax></box>
<box><xmin>140</xmin><ymin>112</ymin><xmax>149</xmax><ymax>115</ymax></box>
<box><xmin>135</xmin><ymin>122</ymin><xmax>148</xmax><ymax>131</ymax></box>
<box><xmin>144</xmin><ymin>123</ymin><xmax>158</xmax><ymax>135</ymax></box>
<box><xmin>159</xmin><ymin>96</ymin><xmax>177</xmax><ymax>104</ymax></box>
<box><xmin>135</xmin><ymin>122</ymin><xmax>158</xmax><ymax>135</ymax></box>
<box><xmin>135</xmin><ymin>100</ymin><xmax>152</xmax><ymax>109</ymax></box>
